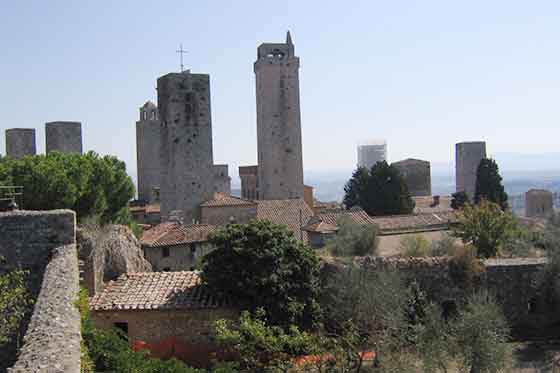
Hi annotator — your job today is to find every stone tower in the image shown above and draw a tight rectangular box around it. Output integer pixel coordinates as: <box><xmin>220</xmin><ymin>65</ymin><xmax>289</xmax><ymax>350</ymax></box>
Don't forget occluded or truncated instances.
<box><xmin>5</xmin><ymin>128</ymin><xmax>36</xmax><ymax>159</ymax></box>
<box><xmin>136</xmin><ymin>101</ymin><xmax>161</xmax><ymax>203</ymax></box>
<box><xmin>456</xmin><ymin>141</ymin><xmax>486</xmax><ymax>198</ymax></box>
<box><xmin>213</xmin><ymin>164</ymin><xmax>231</xmax><ymax>195</ymax></box>
<box><xmin>255</xmin><ymin>31</ymin><xmax>304</xmax><ymax>200</ymax></box>
<box><xmin>392</xmin><ymin>158</ymin><xmax>431</xmax><ymax>197</ymax></box>
<box><xmin>157</xmin><ymin>71</ymin><xmax>214</xmax><ymax>223</ymax></box>
<box><xmin>45</xmin><ymin>121</ymin><xmax>83</xmax><ymax>154</ymax></box>
<box><xmin>525</xmin><ymin>189</ymin><xmax>553</xmax><ymax>218</ymax></box>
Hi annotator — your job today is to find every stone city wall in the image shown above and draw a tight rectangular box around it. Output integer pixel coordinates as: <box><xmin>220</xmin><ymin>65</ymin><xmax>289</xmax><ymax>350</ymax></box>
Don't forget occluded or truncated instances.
<box><xmin>0</xmin><ymin>210</ymin><xmax>80</xmax><ymax>373</ymax></box>
<box><xmin>8</xmin><ymin>244</ymin><xmax>80</xmax><ymax>373</ymax></box>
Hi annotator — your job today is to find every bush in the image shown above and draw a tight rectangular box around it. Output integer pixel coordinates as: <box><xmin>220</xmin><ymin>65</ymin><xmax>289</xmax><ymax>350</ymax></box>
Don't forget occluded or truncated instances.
<box><xmin>400</xmin><ymin>234</ymin><xmax>431</xmax><ymax>257</ymax></box>
<box><xmin>430</xmin><ymin>233</ymin><xmax>457</xmax><ymax>256</ymax></box>
<box><xmin>202</xmin><ymin>220</ymin><xmax>322</xmax><ymax>330</ymax></box>
<box><xmin>326</xmin><ymin>216</ymin><xmax>379</xmax><ymax>256</ymax></box>
<box><xmin>448</xmin><ymin>246</ymin><xmax>485</xmax><ymax>290</ymax></box>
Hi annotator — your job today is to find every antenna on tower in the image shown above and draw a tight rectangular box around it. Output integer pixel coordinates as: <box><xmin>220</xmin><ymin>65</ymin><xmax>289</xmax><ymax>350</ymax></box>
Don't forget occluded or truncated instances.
<box><xmin>176</xmin><ymin>44</ymin><xmax>188</xmax><ymax>73</ymax></box>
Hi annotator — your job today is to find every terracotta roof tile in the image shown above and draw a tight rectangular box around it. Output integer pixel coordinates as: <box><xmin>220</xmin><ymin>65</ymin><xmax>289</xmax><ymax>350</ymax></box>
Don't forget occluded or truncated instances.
<box><xmin>256</xmin><ymin>199</ymin><xmax>314</xmax><ymax>242</ymax></box>
<box><xmin>314</xmin><ymin>209</ymin><xmax>458</xmax><ymax>233</ymax></box>
<box><xmin>90</xmin><ymin>271</ymin><xmax>227</xmax><ymax>311</ymax></box>
<box><xmin>141</xmin><ymin>223</ymin><xmax>217</xmax><ymax>247</ymax></box>
<box><xmin>301</xmin><ymin>220</ymin><xmax>339</xmax><ymax>233</ymax></box>
<box><xmin>200</xmin><ymin>193</ymin><xmax>256</xmax><ymax>207</ymax></box>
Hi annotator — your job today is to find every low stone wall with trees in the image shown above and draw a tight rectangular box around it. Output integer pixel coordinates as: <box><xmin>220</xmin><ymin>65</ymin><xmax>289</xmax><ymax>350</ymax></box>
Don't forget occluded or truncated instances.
<box><xmin>352</xmin><ymin>256</ymin><xmax>550</xmax><ymax>329</ymax></box>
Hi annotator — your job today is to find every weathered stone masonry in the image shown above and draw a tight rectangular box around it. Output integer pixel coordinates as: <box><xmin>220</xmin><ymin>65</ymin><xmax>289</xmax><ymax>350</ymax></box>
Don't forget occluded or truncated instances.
<box><xmin>0</xmin><ymin>210</ymin><xmax>80</xmax><ymax>373</ymax></box>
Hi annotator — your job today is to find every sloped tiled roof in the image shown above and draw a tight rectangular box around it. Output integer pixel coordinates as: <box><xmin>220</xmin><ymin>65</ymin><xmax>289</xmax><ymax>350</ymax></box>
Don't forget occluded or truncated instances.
<box><xmin>313</xmin><ymin>209</ymin><xmax>458</xmax><ymax>234</ymax></box>
<box><xmin>141</xmin><ymin>222</ymin><xmax>217</xmax><ymax>248</ymax></box>
<box><xmin>90</xmin><ymin>271</ymin><xmax>227</xmax><ymax>311</ymax></box>
<box><xmin>317</xmin><ymin>209</ymin><xmax>376</xmax><ymax>226</ymax></box>
<box><xmin>369</xmin><ymin>211</ymin><xmax>458</xmax><ymax>233</ymax></box>
<box><xmin>301</xmin><ymin>220</ymin><xmax>339</xmax><ymax>234</ymax></box>
<box><xmin>256</xmin><ymin>199</ymin><xmax>314</xmax><ymax>242</ymax></box>
<box><xmin>200</xmin><ymin>193</ymin><xmax>256</xmax><ymax>207</ymax></box>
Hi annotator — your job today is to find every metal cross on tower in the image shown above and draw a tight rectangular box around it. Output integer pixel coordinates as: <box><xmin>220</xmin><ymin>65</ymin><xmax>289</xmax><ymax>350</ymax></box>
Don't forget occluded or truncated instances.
<box><xmin>176</xmin><ymin>44</ymin><xmax>188</xmax><ymax>73</ymax></box>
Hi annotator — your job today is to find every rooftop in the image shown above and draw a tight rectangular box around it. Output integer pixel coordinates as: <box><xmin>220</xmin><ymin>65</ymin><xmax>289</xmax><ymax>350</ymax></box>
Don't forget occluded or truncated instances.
<box><xmin>90</xmin><ymin>271</ymin><xmax>227</xmax><ymax>311</ymax></box>
<box><xmin>200</xmin><ymin>193</ymin><xmax>256</xmax><ymax>208</ymax></box>
<box><xmin>256</xmin><ymin>199</ymin><xmax>314</xmax><ymax>242</ymax></box>
<box><xmin>141</xmin><ymin>222</ymin><xmax>217</xmax><ymax>247</ymax></box>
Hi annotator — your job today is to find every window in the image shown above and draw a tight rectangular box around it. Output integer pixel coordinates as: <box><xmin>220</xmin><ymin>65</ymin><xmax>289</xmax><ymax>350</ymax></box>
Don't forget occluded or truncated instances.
<box><xmin>162</xmin><ymin>247</ymin><xmax>170</xmax><ymax>257</ymax></box>
<box><xmin>163</xmin><ymin>267</ymin><xmax>171</xmax><ymax>272</ymax></box>
<box><xmin>114</xmin><ymin>322</ymin><xmax>129</xmax><ymax>339</ymax></box>
<box><xmin>190</xmin><ymin>244</ymin><xmax>196</xmax><ymax>254</ymax></box>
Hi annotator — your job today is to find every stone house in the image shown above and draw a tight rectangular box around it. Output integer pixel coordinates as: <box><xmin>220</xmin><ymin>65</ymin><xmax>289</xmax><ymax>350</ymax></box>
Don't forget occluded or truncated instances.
<box><xmin>141</xmin><ymin>222</ymin><xmax>217</xmax><ymax>271</ymax></box>
<box><xmin>200</xmin><ymin>193</ymin><xmax>314</xmax><ymax>242</ymax></box>
<box><xmin>304</xmin><ymin>209</ymin><xmax>459</xmax><ymax>255</ymax></box>
<box><xmin>200</xmin><ymin>193</ymin><xmax>257</xmax><ymax>225</ymax></box>
<box><xmin>129</xmin><ymin>202</ymin><xmax>161</xmax><ymax>227</ymax></box>
<box><xmin>90</xmin><ymin>271</ymin><xmax>236</xmax><ymax>367</ymax></box>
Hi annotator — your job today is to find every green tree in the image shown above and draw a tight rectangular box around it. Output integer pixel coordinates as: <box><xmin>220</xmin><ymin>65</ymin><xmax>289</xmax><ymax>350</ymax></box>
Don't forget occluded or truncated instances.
<box><xmin>325</xmin><ymin>216</ymin><xmax>379</xmax><ymax>257</ymax></box>
<box><xmin>343</xmin><ymin>161</ymin><xmax>414</xmax><ymax>216</ymax></box>
<box><xmin>474</xmin><ymin>158</ymin><xmax>508</xmax><ymax>210</ymax></box>
<box><xmin>451</xmin><ymin>191</ymin><xmax>470</xmax><ymax>210</ymax></box>
<box><xmin>202</xmin><ymin>220</ymin><xmax>322</xmax><ymax>329</ymax></box>
<box><xmin>215</xmin><ymin>308</ymin><xmax>321</xmax><ymax>372</ymax></box>
<box><xmin>453</xmin><ymin>292</ymin><xmax>511</xmax><ymax>373</ymax></box>
<box><xmin>453</xmin><ymin>201</ymin><xmax>518</xmax><ymax>258</ymax></box>
<box><xmin>0</xmin><ymin>152</ymin><xmax>135</xmax><ymax>223</ymax></box>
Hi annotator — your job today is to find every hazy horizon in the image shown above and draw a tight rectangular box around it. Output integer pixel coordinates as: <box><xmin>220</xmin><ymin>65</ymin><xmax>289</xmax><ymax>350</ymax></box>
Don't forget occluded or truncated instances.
<box><xmin>2</xmin><ymin>1</ymin><xmax>560</xmax><ymax>186</ymax></box>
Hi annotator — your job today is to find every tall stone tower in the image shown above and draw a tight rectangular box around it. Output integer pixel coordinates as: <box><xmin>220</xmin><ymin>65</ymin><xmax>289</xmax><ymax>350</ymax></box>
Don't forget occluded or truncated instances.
<box><xmin>45</xmin><ymin>121</ymin><xmax>83</xmax><ymax>154</ymax></box>
<box><xmin>456</xmin><ymin>141</ymin><xmax>487</xmax><ymax>198</ymax></box>
<box><xmin>392</xmin><ymin>158</ymin><xmax>431</xmax><ymax>197</ymax></box>
<box><xmin>157</xmin><ymin>71</ymin><xmax>214</xmax><ymax>223</ymax></box>
<box><xmin>5</xmin><ymin>128</ymin><xmax>36</xmax><ymax>159</ymax></box>
<box><xmin>136</xmin><ymin>101</ymin><xmax>161</xmax><ymax>203</ymax></box>
<box><xmin>255</xmin><ymin>31</ymin><xmax>304</xmax><ymax>200</ymax></box>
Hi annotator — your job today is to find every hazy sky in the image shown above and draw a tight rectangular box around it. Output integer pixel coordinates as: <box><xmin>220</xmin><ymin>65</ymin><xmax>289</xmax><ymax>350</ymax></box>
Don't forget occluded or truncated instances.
<box><xmin>2</xmin><ymin>1</ymin><xmax>560</xmax><ymax>182</ymax></box>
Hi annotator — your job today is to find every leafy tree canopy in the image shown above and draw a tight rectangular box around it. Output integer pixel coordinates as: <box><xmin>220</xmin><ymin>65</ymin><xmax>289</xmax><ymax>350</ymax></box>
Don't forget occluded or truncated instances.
<box><xmin>453</xmin><ymin>201</ymin><xmax>518</xmax><ymax>258</ymax></box>
<box><xmin>202</xmin><ymin>220</ymin><xmax>322</xmax><ymax>330</ymax></box>
<box><xmin>343</xmin><ymin>161</ymin><xmax>414</xmax><ymax>216</ymax></box>
<box><xmin>0</xmin><ymin>152</ymin><xmax>135</xmax><ymax>223</ymax></box>
<box><xmin>474</xmin><ymin>158</ymin><xmax>508</xmax><ymax>210</ymax></box>
<box><xmin>451</xmin><ymin>191</ymin><xmax>470</xmax><ymax>210</ymax></box>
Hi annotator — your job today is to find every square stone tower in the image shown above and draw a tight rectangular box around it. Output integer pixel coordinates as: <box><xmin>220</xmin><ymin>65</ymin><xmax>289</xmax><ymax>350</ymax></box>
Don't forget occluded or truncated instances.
<box><xmin>5</xmin><ymin>128</ymin><xmax>36</xmax><ymax>159</ymax></box>
<box><xmin>456</xmin><ymin>141</ymin><xmax>487</xmax><ymax>198</ymax></box>
<box><xmin>157</xmin><ymin>71</ymin><xmax>214</xmax><ymax>223</ymax></box>
<box><xmin>136</xmin><ymin>101</ymin><xmax>161</xmax><ymax>203</ymax></box>
<box><xmin>254</xmin><ymin>31</ymin><xmax>304</xmax><ymax>200</ymax></box>
<box><xmin>45</xmin><ymin>121</ymin><xmax>83</xmax><ymax>154</ymax></box>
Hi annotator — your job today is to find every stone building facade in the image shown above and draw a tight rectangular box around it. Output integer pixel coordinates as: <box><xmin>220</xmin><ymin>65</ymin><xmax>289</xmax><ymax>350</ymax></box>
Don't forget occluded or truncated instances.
<box><xmin>158</xmin><ymin>71</ymin><xmax>215</xmax><ymax>223</ymax></box>
<box><xmin>255</xmin><ymin>32</ymin><xmax>304</xmax><ymax>200</ymax></box>
<box><xmin>200</xmin><ymin>193</ymin><xmax>257</xmax><ymax>226</ymax></box>
<box><xmin>5</xmin><ymin>128</ymin><xmax>36</xmax><ymax>159</ymax></box>
<box><xmin>136</xmin><ymin>101</ymin><xmax>161</xmax><ymax>203</ymax></box>
<box><xmin>525</xmin><ymin>189</ymin><xmax>554</xmax><ymax>218</ymax></box>
<box><xmin>392</xmin><ymin>158</ymin><xmax>431</xmax><ymax>197</ymax></box>
<box><xmin>141</xmin><ymin>222</ymin><xmax>217</xmax><ymax>271</ymax></box>
<box><xmin>45</xmin><ymin>121</ymin><xmax>83</xmax><ymax>154</ymax></box>
<box><xmin>90</xmin><ymin>271</ymin><xmax>236</xmax><ymax>367</ymax></box>
<box><xmin>455</xmin><ymin>141</ymin><xmax>486</xmax><ymax>197</ymax></box>
<box><xmin>239</xmin><ymin>165</ymin><xmax>259</xmax><ymax>200</ymax></box>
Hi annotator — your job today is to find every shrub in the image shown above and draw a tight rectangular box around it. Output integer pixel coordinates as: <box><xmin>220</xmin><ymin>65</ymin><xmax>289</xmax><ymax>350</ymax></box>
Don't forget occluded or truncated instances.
<box><xmin>430</xmin><ymin>233</ymin><xmax>457</xmax><ymax>256</ymax></box>
<box><xmin>448</xmin><ymin>246</ymin><xmax>485</xmax><ymax>290</ymax></box>
<box><xmin>400</xmin><ymin>234</ymin><xmax>431</xmax><ymax>257</ymax></box>
<box><xmin>326</xmin><ymin>216</ymin><xmax>379</xmax><ymax>257</ymax></box>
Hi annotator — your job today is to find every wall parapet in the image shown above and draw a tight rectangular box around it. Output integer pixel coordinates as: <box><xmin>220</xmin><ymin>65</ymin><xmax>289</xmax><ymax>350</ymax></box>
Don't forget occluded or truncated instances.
<box><xmin>8</xmin><ymin>244</ymin><xmax>81</xmax><ymax>373</ymax></box>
